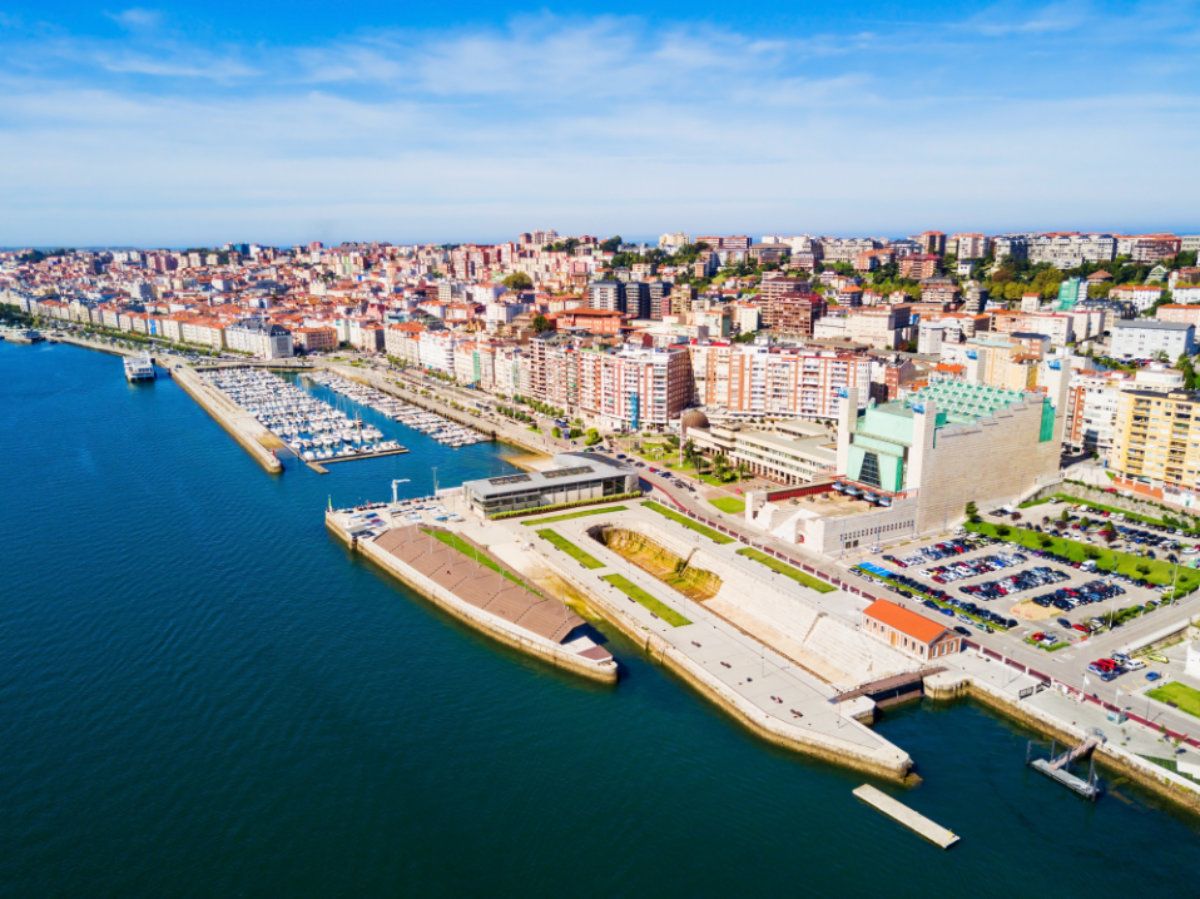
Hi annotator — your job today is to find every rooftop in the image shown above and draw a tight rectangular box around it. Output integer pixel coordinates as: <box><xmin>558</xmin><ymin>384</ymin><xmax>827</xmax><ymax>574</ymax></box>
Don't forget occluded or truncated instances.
<box><xmin>1113</xmin><ymin>319</ymin><xmax>1193</xmax><ymax>331</ymax></box>
<box><xmin>863</xmin><ymin>599</ymin><xmax>951</xmax><ymax>644</ymax></box>
<box><xmin>464</xmin><ymin>452</ymin><xmax>635</xmax><ymax>498</ymax></box>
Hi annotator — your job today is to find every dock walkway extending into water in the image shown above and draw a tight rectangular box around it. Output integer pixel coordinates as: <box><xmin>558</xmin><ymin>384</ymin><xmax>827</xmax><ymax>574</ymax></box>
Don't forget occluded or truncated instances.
<box><xmin>852</xmin><ymin>784</ymin><xmax>960</xmax><ymax>848</ymax></box>
<box><xmin>1029</xmin><ymin>735</ymin><xmax>1103</xmax><ymax>800</ymax></box>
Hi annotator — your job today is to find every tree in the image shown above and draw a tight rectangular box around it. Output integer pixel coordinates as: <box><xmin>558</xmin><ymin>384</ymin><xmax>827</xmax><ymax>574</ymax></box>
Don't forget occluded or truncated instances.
<box><xmin>550</xmin><ymin>426</ymin><xmax>561</xmax><ymax>439</ymax></box>
<box><xmin>584</xmin><ymin>428</ymin><xmax>602</xmax><ymax>446</ymax></box>
<box><xmin>503</xmin><ymin>272</ymin><xmax>533</xmax><ymax>290</ymax></box>
<box><xmin>532</xmin><ymin>314</ymin><xmax>551</xmax><ymax>333</ymax></box>
<box><xmin>600</xmin><ymin>235</ymin><xmax>623</xmax><ymax>253</ymax></box>
<box><xmin>965</xmin><ymin>501</ymin><xmax>980</xmax><ymax>523</ymax></box>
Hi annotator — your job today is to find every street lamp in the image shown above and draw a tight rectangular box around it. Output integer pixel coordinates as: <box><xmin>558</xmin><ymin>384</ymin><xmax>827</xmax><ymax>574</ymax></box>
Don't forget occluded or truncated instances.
<box><xmin>391</xmin><ymin>478</ymin><xmax>411</xmax><ymax>504</ymax></box>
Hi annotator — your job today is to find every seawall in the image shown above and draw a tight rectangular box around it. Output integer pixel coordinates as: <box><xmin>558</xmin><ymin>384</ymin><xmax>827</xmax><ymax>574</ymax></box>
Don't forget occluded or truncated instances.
<box><xmin>326</xmin><ymin>513</ymin><xmax>617</xmax><ymax>685</ymax></box>
<box><xmin>536</xmin><ymin>547</ymin><xmax>915</xmax><ymax>783</ymax></box>
<box><xmin>173</xmin><ymin>366</ymin><xmax>283</xmax><ymax>474</ymax></box>
<box><xmin>925</xmin><ymin>670</ymin><xmax>1200</xmax><ymax>816</ymax></box>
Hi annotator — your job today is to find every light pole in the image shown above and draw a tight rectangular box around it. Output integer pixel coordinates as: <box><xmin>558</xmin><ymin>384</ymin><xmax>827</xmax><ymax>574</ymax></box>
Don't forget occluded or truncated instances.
<box><xmin>391</xmin><ymin>478</ymin><xmax>411</xmax><ymax>504</ymax></box>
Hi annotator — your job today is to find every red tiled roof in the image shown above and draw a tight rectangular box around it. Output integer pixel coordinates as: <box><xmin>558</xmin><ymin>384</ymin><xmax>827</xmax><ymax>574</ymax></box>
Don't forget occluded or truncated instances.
<box><xmin>863</xmin><ymin>599</ymin><xmax>950</xmax><ymax>644</ymax></box>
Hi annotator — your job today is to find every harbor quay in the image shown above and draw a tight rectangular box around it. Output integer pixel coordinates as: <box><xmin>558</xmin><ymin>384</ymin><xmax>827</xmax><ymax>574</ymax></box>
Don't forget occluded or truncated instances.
<box><xmin>335</xmin><ymin>459</ymin><xmax>1200</xmax><ymax>807</ymax></box>
<box><xmin>325</xmin><ymin>501</ymin><xmax>617</xmax><ymax>684</ymax></box>
<box><xmin>343</xmin><ymin>486</ymin><xmax>919</xmax><ymax>781</ymax></box>
<box><xmin>172</xmin><ymin>365</ymin><xmax>285</xmax><ymax>474</ymax></box>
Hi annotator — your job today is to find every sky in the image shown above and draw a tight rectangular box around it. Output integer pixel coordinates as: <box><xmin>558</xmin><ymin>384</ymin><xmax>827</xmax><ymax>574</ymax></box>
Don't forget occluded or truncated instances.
<box><xmin>2</xmin><ymin>0</ymin><xmax>1199</xmax><ymax>247</ymax></box>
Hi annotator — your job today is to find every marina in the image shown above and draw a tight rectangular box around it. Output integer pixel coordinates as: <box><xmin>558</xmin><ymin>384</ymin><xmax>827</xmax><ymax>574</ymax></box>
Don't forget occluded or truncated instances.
<box><xmin>203</xmin><ymin>368</ymin><xmax>407</xmax><ymax>464</ymax></box>
<box><xmin>305</xmin><ymin>371</ymin><xmax>490</xmax><ymax>448</ymax></box>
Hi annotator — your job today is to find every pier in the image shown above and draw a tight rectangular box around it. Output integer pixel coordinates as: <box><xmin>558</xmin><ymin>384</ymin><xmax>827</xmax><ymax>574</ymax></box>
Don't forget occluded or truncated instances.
<box><xmin>172</xmin><ymin>366</ymin><xmax>284</xmax><ymax>474</ymax></box>
<box><xmin>326</xmin><ymin>504</ymin><xmax>618</xmax><ymax>684</ymax></box>
<box><xmin>1028</xmin><ymin>735</ymin><xmax>1103</xmax><ymax>800</ymax></box>
<box><xmin>852</xmin><ymin>784</ymin><xmax>960</xmax><ymax>848</ymax></box>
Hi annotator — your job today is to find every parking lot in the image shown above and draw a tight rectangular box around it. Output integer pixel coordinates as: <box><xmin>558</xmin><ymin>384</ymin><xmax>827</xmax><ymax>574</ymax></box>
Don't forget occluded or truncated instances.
<box><xmin>1016</xmin><ymin>499</ymin><xmax>1200</xmax><ymax>562</ymax></box>
<box><xmin>873</xmin><ymin>530</ymin><xmax>1175</xmax><ymax>650</ymax></box>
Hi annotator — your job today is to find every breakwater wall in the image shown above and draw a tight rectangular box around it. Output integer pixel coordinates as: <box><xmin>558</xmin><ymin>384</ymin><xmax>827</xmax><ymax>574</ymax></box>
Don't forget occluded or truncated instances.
<box><xmin>535</xmin><ymin>546</ymin><xmax>915</xmax><ymax>783</ymax></box>
<box><xmin>173</xmin><ymin>367</ymin><xmax>283</xmax><ymax>474</ymax></box>
<box><xmin>325</xmin><ymin>514</ymin><xmax>617</xmax><ymax>685</ymax></box>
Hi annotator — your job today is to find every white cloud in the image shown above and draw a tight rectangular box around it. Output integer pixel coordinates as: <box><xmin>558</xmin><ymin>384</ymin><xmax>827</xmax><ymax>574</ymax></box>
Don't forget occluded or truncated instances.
<box><xmin>0</xmin><ymin>10</ymin><xmax>1198</xmax><ymax>244</ymax></box>
<box><xmin>107</xmin><ymin>7</ymin><xmax>164</xmax><ymax>32</ymax></box>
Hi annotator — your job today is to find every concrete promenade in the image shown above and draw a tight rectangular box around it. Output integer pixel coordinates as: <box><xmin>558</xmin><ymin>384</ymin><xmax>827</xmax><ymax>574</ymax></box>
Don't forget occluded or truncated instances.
<box><xmin>172</xmin><ymin>366</ymin><xmax>283</xmax><ymax>474</ymax></box>
<box><xmin>456</xmin><ymin>500</ymin><xmax>914</xmax><ymax>780</ymax></box>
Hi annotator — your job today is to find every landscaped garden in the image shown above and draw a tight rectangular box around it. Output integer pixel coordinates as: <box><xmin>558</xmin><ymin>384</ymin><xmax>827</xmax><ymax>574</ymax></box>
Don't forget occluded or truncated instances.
<box><xmin>535</xmin><ymin>529</ymin><xmax>604</xmax><ymax>570</ymax></box>
<box><xmin>600</xmin><ymin>573</ymin><xmax>692</xmax><ymax>627</ymax></box>
<box><xmin>736</xmin><ymin>548</ymin><xmax>835</xmax><ymax>593</ymax></box>
<box><xmin>1147</xmin><ymin>681</ymin><xmax>1200</xmax><ymax>718</ymax></box>
<box><xmin>966</xmin><ymin>520</ymin><xmax>1200</xmax><ymax>598</ymax></box>
<box><xmin>642</xmin><ymin>500</ymin><xmax>733</xmax><ymax>544</ymax></box>
<box><xmin>709</xmin><ymin>496</ymin><xmax>745</xmax><ymax>515</ymax></box>
<box><xmin>520</xmin><ymin>504</ymin><xmax>629</xmax><ymax>526</ymax></box>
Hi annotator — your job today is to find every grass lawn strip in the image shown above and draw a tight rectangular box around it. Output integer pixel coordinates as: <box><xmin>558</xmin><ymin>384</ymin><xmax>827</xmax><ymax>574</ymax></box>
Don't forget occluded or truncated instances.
<box><xmin>1147</xmin><ymin>681</ymin><xmax>1200</xmax><ymax>718</ymax></box>
<box><xmin>966</xmin><ymin>520</ymin><xmax>1200</xmax><ymax>597</ymax></box>
<box><xmin>709</xmin><ymin>496</ymin><xmax>746</xmax><ymax>515</ymax></box>
<box><xmin>852</xmin><ymin>564</ymin><xmax>1009</xmax><ymax>631</ymax></box>
<box><xmin>737</xmin><ymin>548</ymin><xmax>835</xmax><ymax>593</ymax></box>
<box><xmin>601</xmin><ymin>573</ymin><xmax>692</xmax><ymax>627</ymax></box>
<box><xmin>536</xmin><ymin>529</ymin><xmax>604</xmax><ymax>570</ymax></box>
<box><xmin>520</xmin><ymin>505</ymin><xmax>629</xmax><ymax>526</ymax></box>
<box><xmin>1144</xmin><ymin>756</ymin><xmax>1200</xmax><ymax>786</ymax></box>
<box><xmin>642</xmin><ymin>500</ymin><xmax>734</xmax><ymax>544</ymax></box>
<box><xmin>421</xmin><ymin>527</ymin><xmax>541</xmax><ymax>595</ymax></box>
<box><xmin>1023</xmin><ymin>636</ymin><xmax>1069</xmax><ymax>652</ymax></box>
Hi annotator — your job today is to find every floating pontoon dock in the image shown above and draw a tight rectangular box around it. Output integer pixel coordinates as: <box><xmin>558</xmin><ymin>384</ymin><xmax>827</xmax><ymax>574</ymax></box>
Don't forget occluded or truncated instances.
<box><xmin>852</xmin><ymin>784</ymin><xmax>960</xmax><ymax>849</ymax></box>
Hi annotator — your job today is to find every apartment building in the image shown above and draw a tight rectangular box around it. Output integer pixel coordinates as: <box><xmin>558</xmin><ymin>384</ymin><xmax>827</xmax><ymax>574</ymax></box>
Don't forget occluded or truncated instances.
<box><xmin>949</xmin><ymin>233</ymin><xmax>989</xmax><ymax>260</ymax></box>
<box><xmin>899</xmin><ymin>254</ymin><xmax>940</xmax><ymax>280</ymax></box>
<box><xmin>1028</xmin><ymin>233</ymin><xmax>1116</xmax><ymax>267</ymax></box>
<box><xmin>761</xmin><ymin>291</ymin><xmax>826</xmax><ymax>338</ymax></box>
<box><xmin>812</xmin><ymin>305</ymin><xmax>912</xmax><ymax>350</ymax></box>
<box><xmin>574</xmin><ymin>346</ymin><xmax>692</xmax><ymax>430</ymax></box>
<box><xmin>1110</xmin><ymin>389</ymin><xmax>1200</xmax><ymax>501</ymax></box>
<box><xmin>588</xmin><ymin>280</ymin><xmax>624</xmax><ymax>312</ymax></box>
<box><xmin>1064</xmin><ymin>366</ymin><xmax>1184</xmax><ymax>454</ymax></box>
<box><xmin>688</xmin><ymin>344</ymin><xmax>873</xmax><ymax>420</ymax></box>
<box><xmin>225</xmin><ymin>317</ymin><xmax>293</xmax><ymax>359</ymax></box>
<box><xmin>1156</xmin><ymin>305</ymin><xmax>1200</xmax><ymax>328</ymax></box>
<box><xmin>1110</xmin><ymin>284</ymin><xmax>1165</xmax><ymax>313</ymax></box>
<box><xmin>1110</xmin><ymin>320</ymin><xmax>1195</xmax><ymax>360</ymax></box>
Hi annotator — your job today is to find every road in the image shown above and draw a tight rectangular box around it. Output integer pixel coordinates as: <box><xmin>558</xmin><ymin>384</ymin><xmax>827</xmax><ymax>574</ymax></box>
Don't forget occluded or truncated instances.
<box><xmin>633</xmin><ymin>465</ymin><xmax>1200</xmax><ymax>748</ymax></box>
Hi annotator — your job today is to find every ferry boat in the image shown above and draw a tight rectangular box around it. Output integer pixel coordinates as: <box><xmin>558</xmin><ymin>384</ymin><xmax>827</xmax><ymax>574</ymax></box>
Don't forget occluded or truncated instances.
<box><xmin>123</xmin><ymin>355</ymin><xmax>156</xmax><ymax>382</ymax></box>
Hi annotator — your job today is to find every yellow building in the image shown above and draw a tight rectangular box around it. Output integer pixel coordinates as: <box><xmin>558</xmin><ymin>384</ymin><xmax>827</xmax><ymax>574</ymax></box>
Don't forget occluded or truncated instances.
<box><xmin>1110</xmin><ymin>389</ymin><xmax>1200</xmax><ymax>499</ymax></box>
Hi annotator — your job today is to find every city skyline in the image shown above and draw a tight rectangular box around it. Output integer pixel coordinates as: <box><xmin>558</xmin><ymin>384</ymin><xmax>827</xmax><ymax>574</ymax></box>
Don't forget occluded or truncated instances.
<box><xmin>3</xmin><ymin>1</ymin><xmax>1200</xmax><ymax>245</ymax></box>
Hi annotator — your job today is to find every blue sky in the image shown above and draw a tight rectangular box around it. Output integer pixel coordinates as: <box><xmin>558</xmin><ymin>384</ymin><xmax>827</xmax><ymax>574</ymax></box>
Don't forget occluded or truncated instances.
<box><xmin>2</xmin><ymin>1</ymin><xmax>1199</xmax><ymax>246</ymax></box>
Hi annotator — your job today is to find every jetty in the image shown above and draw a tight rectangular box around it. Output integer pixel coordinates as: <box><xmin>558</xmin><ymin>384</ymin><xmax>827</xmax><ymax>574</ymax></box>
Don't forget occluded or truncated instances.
<box><xmin>326</xmin><ymin>503</ymin><xmax>618</xmax><ymax>684</ymax></box>
<box><xmin>852</xmin><ymin>784</ymin><xmax>960</xmax><ymax>849</ymax></box>
<box><xmin>173</xmin><ymin>366</ymin><xmax>284</xmax><ymax>474</ymax></box>
<box><xmin>1028</xmin><ymin>735</ymin><xmax>1103</xmax><ymax>800</ymax></box>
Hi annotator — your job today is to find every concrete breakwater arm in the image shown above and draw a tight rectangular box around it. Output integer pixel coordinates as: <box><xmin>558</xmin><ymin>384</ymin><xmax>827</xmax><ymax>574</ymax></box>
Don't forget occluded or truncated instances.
<box><xmin>173</xmin><ymin>366</ymin><xmax>283</xmax><ymax>474</ymax></box>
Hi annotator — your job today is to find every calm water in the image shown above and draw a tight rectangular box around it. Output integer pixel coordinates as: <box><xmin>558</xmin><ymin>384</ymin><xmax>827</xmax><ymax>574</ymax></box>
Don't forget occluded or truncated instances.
<box><xmin>1</xmin><ymin>341</ymin><xmax>1196</xmax><ymax>897</ymax></box>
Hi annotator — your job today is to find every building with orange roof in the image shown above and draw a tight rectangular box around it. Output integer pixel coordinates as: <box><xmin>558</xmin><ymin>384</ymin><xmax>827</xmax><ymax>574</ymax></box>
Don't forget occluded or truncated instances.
<box><xmin>861</xmin><ymin>599</ymin><xmax>961</xmax><ymax>660</ymax></box>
